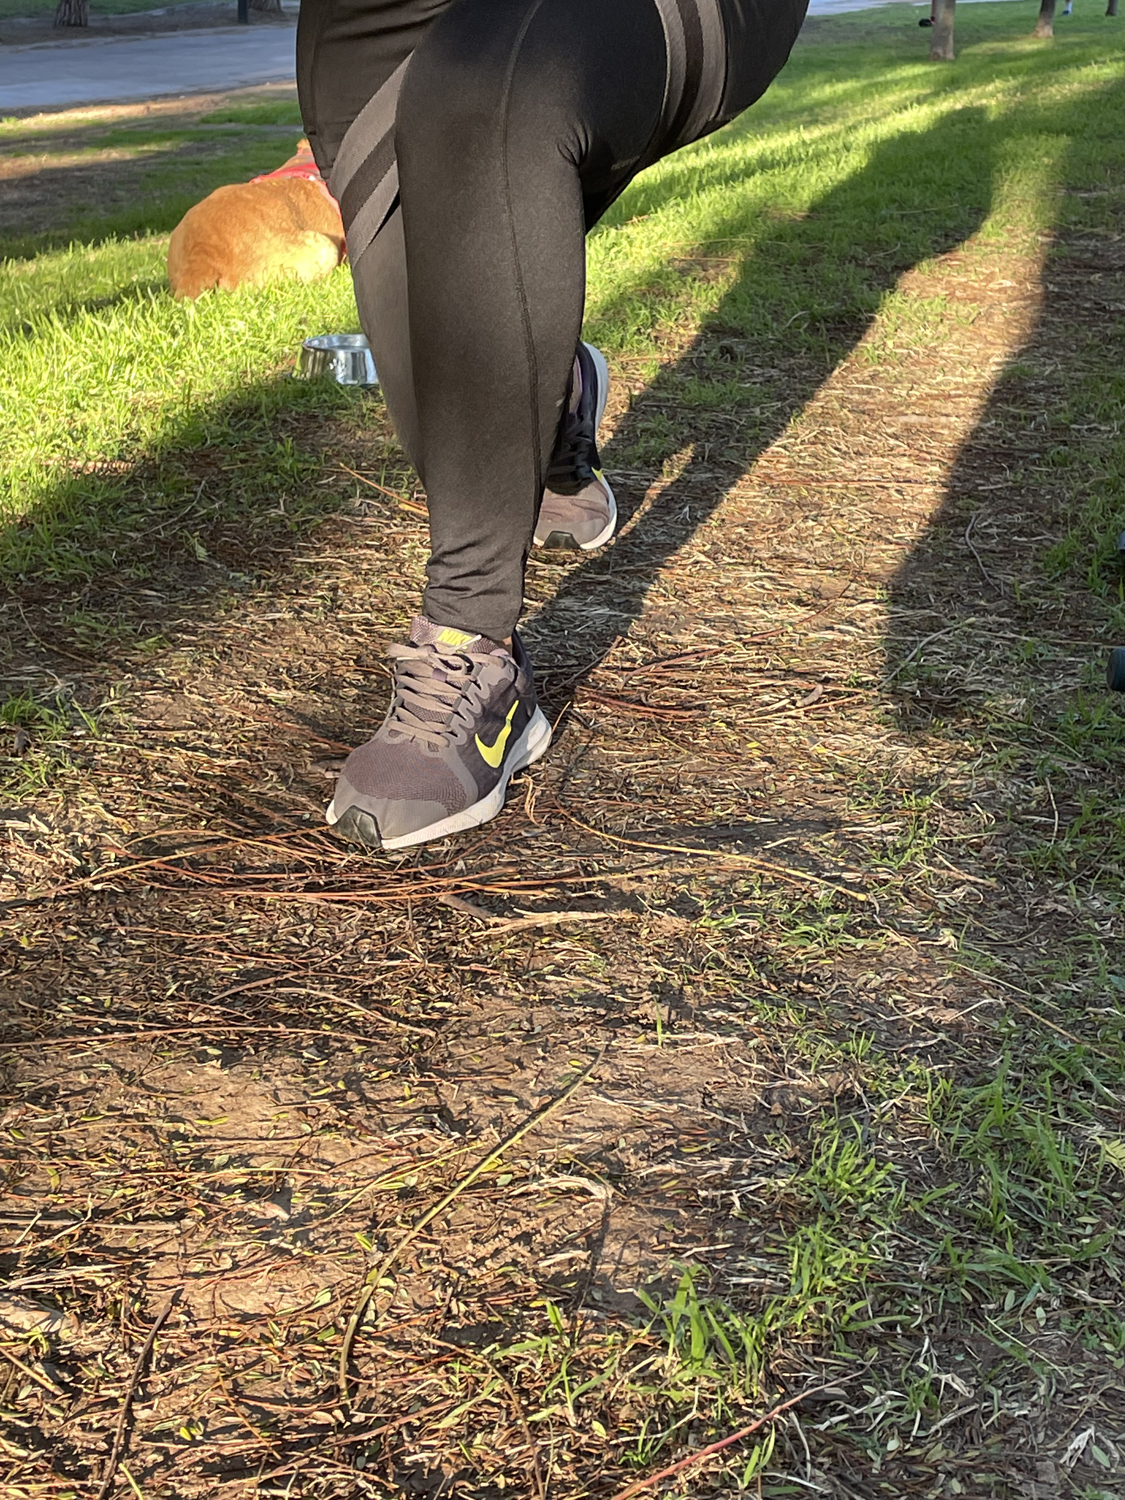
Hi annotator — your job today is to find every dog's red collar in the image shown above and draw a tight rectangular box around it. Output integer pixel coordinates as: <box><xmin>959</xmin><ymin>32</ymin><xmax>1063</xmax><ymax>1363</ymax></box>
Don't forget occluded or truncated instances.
<box><xmin>251</xmin><ymin>160</ymin><xmax>323</xmax><ymax>184</ymax></box>
<box><xmin>250</xmin><ymin>160</ymin><xmax>339</xmax><ymax>205</ymax></box>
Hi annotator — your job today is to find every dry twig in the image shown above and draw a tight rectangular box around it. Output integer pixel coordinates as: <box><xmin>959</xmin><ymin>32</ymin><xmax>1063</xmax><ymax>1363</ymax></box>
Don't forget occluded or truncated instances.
<box><xmin>96</xmin><ymin>1288</ymin><xmax>181</xmax><ymax>1500</ymax></box>
<box><xmin>425</xmin><ymin>1337</ymin><xmax>547</xmax><ymax>1500</ymax></box>
<box><xmin>0</xmin><ymin>1343</ymin><xmax>65</xmax><ymax>1396</ymax></box>
<box><xmin>605</xmin><ymin>1376</ymin><xmax>856</xmax><ymax>1500</ymax></box>
<box><xmin>338</xmin><ymin>1051</ymin><xmax>605</xmax><ymax>1401</ymax></box>
<box><xmin>336</xmin><ymin>463</ymin><xmax>428</xmax><ymax>515</ymax></box>
<box><xmin>555</xmin><ymin>805</ymin><xmax>869</xmax><ymax>903</ymax></box>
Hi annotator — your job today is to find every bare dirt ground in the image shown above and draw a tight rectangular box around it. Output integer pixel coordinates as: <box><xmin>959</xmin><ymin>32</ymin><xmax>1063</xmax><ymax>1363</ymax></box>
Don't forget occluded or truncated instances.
<box><xmin>2</xmin><ymin>131</ymin><xmax>1124</xmax><ymax>1498</ymax></box>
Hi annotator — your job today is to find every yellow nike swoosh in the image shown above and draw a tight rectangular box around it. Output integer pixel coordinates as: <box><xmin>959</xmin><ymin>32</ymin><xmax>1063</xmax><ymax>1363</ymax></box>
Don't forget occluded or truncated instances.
<box><xmin>476</xmin><ymin>701</ymin><xmax>519</xmax><ymax>769</ymax></box>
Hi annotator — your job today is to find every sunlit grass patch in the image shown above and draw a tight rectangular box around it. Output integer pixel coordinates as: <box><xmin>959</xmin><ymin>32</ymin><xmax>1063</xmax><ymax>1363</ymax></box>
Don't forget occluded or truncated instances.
<box><xmin>200</xmin><ymin>100</ymin><xmax>305</xmax><ymax>127</ymax></box>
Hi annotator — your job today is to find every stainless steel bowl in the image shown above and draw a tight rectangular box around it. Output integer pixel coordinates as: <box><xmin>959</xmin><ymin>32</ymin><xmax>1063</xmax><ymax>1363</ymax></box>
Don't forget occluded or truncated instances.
<box><xmin>296</xmin><ymin>333</ymin><xmax>378</xmax><ymax>387</ymax></box>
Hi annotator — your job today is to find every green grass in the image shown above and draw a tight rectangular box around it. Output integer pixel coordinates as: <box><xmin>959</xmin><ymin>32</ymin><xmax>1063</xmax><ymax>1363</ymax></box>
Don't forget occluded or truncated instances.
<box><xmin>3</xmin><ymin>2</ymin><xmax>1122</xmax><ymax>583</ymax></box>
<box><xmin>0</xmin><ymin>112</ymin><xmax>305</xmax><ymax>261</ymax></box>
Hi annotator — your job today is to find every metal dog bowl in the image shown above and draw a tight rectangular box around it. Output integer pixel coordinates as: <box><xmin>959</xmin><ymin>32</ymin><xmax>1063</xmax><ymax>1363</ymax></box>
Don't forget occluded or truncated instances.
<box><xmin>296</xmin><ymin>333</ymin><xmax>378</xmax><ymax>387</ymax></box>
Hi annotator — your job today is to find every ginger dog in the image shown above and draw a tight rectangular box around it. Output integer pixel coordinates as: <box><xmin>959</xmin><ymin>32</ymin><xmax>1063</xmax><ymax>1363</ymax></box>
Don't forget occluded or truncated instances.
<box><xmin>168</xmin><ymin>140</ymin><xmax>346</xmax><ymax>299</ymax></box>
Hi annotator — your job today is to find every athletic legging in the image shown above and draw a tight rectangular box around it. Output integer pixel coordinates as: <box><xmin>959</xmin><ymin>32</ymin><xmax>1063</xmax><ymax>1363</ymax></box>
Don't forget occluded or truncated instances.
<box><xmin>298</xmin><ymin>0</ymin><xmax>807</xmax><ymax>642</ymax></box>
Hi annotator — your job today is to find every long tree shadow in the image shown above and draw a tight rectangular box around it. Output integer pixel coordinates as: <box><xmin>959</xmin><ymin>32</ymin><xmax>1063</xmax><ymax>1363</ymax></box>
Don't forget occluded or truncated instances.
<box><xmin>0</xmin><ymin>101</ymin><xmax>1000</xmax><ymax>854</ymax></box>
<box><xmin>524</xmin><ymin>103</ymin><xmax>996</xmax><ymax>688</ymax></box>
<box><xmin>878</xmin><ymin>76</ymin><xmax>1125</xmax><ymax>885</ymax></box>
<box><xmin>884</xmin><ymin>95</ymin><xmax>1125</xmax><ymax>716</ymax></box>
<box><xmin>5</xmin><ymin>81</ymin><xmax>1106</xmax><ymax>861</ymax></box>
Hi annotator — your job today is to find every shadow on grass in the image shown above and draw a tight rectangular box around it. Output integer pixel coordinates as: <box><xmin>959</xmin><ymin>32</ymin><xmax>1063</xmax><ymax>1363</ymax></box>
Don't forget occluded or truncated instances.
<box><xmin>880</xmin><ymin>76</ymin><xmax>1125</xmax><ymax>694</ymax></box>
<box><xmin>1</xmin><ymin>99</ymin><xmax>988</xmax><ymax>661</ymax></box>
<box><xmin>0</xmin><ymin>103</ymin><xmax>994</xmax><ymax>789</ymax></box>
<box><xmin>3</xmin><ymin>277</ymin><xmax>171</xmax><ymax>339</ymax></box>
<box><xmin>531</xmin><ymin>72</ymin><xmax>1125</xmax><ymax>815</ymax></box>
<box><xmin>877</xmin><ymin>82</ymin><xmax>1125</xmax><ymax>898</ymax></box>
<box><xmin>4</xmin><ymin>77</ymin><xmax>1115</xmax><ymax>852</ymax></box>
<box><xmin>522</xmin><ymin>104</ymin><xmax>995</xmax><ymax>745</ymax></box>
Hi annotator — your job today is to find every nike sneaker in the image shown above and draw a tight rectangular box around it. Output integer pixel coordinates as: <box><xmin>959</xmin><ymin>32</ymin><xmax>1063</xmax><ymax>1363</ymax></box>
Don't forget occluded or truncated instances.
<box><xmin>326</xmin><ymin>617</ymin><xmax>552</xmax><ymax>850</ymax></box>
<box><xmin>535</xmin><ymin>341</ymin><xmax>617</xmax><ymax>550</ymax></box>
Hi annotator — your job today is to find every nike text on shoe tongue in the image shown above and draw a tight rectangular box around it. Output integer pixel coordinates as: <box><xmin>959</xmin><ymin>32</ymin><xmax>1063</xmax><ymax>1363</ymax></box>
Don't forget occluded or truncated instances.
<box><xmin>408</xmin><ymin>614</ymin><xmax>508</xmax><ymax>654</ymax></box>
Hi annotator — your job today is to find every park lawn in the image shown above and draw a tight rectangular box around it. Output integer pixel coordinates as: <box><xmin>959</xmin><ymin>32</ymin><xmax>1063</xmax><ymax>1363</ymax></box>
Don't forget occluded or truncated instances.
<box><xmin>2</xmin><ymin>5</ymin><xmax>1125</xmax><ymax>1499</ymax></box>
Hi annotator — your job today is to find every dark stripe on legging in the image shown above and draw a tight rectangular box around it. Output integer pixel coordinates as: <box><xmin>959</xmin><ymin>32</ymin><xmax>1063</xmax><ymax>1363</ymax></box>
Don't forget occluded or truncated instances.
<box><xmin>338</xmin><ymin>133</ymin><xmax>398</xmax><ymax>234</ymax></box>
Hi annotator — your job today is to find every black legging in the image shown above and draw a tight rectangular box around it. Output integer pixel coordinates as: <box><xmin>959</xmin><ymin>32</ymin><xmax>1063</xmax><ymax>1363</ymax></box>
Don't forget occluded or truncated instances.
<box><xmin>298</xmin><ymin>0</ymin><xmax>806</xmax><ymax>642</ymax></box>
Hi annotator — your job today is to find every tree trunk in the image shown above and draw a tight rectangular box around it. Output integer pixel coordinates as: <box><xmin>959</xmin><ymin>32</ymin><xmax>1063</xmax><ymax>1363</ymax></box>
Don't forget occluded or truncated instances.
<box><xmin>929</xmin><ymin>0</ymin><xmax>955</xmax><ymax>58</ymax></box>
<box><xmin>1034</xmin><ymin>0</ymin><xmax>1056</xmax><ymax>34</ymax></box>
<box><xmin>1109</xmin><ymin>0</ymin><xmax>1119</xmax><ymax>17</ymax></box>
<box><xmin>53</xmin><ymin>0</ymin><xmax>88</xmax><ymax>26</ymax></box>
<box><xmin>248</xmin><ymin>0</ymin><xmax>282</xmax><ymax>12</ymax></box>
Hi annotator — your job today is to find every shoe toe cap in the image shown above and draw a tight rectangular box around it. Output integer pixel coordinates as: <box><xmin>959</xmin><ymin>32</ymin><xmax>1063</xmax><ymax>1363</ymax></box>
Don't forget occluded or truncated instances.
<box><xmin>327</xmin><ymin>773</ymin><xmax>453</xmax><ymax>848</ymax></box>
<box><xmin>327</xmin><ymin>801</ymin><xmax>383</xmax><ymax>848</ymax></box>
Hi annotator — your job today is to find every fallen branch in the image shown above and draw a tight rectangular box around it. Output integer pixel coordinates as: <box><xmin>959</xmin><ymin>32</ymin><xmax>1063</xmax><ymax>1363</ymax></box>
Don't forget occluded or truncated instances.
<box><xmin>0</xmin><ymin>1343</ymin><xmax>65</xmax><ymax>1396</ymax></box>
<box><xmin>554</xmin><ymin>806</ymin><xmax>869</xmax><ymax>904</ymax></box>
<box><xmin>436</xmin><ymin>892</ymin><xmax>498</xmax><ymax>922</ymax></box>
<box><xmin>605</xmin><ymin>1376</ymin><xmax>855</xmax><ymax>1500</ymax></box>
<box><xmin>485</xmin><ymin>909</ymin><xmax>635</xmax><ymax>936</ymax></box>
<box><xmin>339</xmin><ymin>1050</ymin><xmax>605</xmax><ymax>1401</ymax></box>
<box><xmin>0</xmin><ymin>1016</ymin><xmax>436</xmax><ymax>1053</ymax></box>
<box><xmin>96</xmin><ymin>1288</ymin><xmax>181</xmax><ymax>1500</ymax></box>
<box><xmin>578</xmin><ymin>688</ymin><xmax>702</xmax><ymax>720</ymax></box>
<box><xmin>336</xmin><ymin>463</ymin><xmax>428</xmax><ymax>515</ymax></box>
<box><xmin>750</xmin><ymin>472</ymin><xmax>940</xmax><ymax>487</ymax></box>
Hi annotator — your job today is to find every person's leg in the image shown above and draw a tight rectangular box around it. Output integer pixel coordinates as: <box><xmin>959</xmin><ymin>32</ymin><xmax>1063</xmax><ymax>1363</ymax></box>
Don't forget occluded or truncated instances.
<box><xmin>319</xmin><ymin>0</ymin><xmax>808</xmax><ymax>850</ymax></box>
<box><xmin>321</xmin><ymin>0</ymin><xmax>667</xmax><ymax>848</ymax></box>
<box><xmin>299</xmin><ymin>0</ymin><xmax>434</xmax><ymax>475</ymax></box>
<box><xmin>350</xmin><ymin>209</ymin><xmax>423</xmax><ymax>476</ymax></box>
<box><xmin>393</xmin><ymin>0</ymin><xmax>667</xmax><ymax>643</ymax></box>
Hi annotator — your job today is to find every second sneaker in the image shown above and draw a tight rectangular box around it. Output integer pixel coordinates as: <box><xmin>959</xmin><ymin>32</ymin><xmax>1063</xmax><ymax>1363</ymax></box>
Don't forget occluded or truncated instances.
<box><xmin>535</xmin><ymin>342</ymin><xmax>617</xmax><ymax>551</ymax></box>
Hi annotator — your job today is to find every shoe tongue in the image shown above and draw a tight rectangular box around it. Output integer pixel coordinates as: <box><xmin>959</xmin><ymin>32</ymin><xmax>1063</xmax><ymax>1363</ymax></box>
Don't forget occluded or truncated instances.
<box><xmin>409</xmin><ymin>616</ymin><xmax>503</xmax><ymax>655</ymax></box>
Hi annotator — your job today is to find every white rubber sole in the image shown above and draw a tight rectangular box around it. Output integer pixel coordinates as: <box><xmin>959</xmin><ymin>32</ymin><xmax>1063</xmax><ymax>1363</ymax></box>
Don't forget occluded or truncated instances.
<box><xmin>584</xmin><ymin>341</ymin><xmax>610</xmax><ymax>433</ymax></box>
<box><xmin>578</xmin><ymin>472</ymin><xmax>617</xmax><ymax>551</ymax></box>
<box><xmin>326</xmin><ymin>707</ymin><xmax>553</xmax><ymax>852</ymax></box>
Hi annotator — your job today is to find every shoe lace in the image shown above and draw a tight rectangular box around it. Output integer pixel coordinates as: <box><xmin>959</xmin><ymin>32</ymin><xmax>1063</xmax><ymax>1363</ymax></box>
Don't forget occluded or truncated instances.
<box><xmin>545</xmin><ymin>404</ymin><xmax>596</xmax><ymax>494</ymax></box>
<box><xmin>384</xmin><ymin>642</ymin><xmax>484</xmax><ymax>751</ymax></box>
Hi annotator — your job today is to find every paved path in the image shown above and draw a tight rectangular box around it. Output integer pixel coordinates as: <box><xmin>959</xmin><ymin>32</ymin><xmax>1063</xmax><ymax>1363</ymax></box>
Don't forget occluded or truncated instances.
<box><xmin>2</xmin><ymin>0</ymin><xmax>968</xmax><ymax>116</ymax></box>
<box><xmin>0</xmin><ymin>24</ymin><xmax>296</xmax><ymax>113</ymax></box>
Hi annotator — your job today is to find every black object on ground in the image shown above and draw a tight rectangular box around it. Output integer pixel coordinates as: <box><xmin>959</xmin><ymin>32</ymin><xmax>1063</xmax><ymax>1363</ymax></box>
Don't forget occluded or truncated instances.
<box><xmin>1107</xmin><ymin>648</ymin><xmax>1125</xmax><ymax>691</ymax></box>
